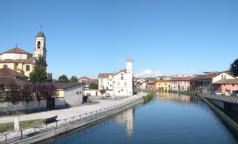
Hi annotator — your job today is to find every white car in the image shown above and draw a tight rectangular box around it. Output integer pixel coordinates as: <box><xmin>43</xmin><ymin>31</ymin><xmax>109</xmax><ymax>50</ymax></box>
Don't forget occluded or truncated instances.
<box><xmin>215</xmin><ymin>92</ymin><xmax>222</xmax><ymax>96</ymax></box>
<box><xmin>224</xmin><ymin>91</ymin><xmax>231</xmax><ymax>96</ymax></box>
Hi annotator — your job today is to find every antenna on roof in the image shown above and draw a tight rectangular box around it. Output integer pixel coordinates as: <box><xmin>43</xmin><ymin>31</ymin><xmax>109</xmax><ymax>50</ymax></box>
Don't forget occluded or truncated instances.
<box><xmin>15</xmin><ymin>43</ymin><xmax>18</xmax><ymax>48</ymax></box>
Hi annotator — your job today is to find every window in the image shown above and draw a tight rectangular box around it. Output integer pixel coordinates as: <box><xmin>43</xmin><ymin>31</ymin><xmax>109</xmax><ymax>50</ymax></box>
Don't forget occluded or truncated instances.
<box><xmin>37</xmin><ymin>41</ymin><xmax>41</xmax><ymax>49</ymax></box>
<box><xmin>26</xmin><ymin>65</ymin><xmax>30</xmax><ymax>71</ymax></box>
<box><xmin>121</xmin><ymin>74</ymin><xmax>124</xmax><ymax>80</ymax></box>
<box><xmin>124</xmin><ymin>82</ymin><xmax>127</xmax><ymax>87</ymax></box>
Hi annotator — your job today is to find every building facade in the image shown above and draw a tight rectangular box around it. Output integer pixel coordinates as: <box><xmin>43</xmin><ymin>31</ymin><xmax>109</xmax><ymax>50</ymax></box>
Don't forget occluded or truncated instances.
<box><xmin>169</xmin><ymin>77</ymin><xmax>194</xmax><ymax>91</ymax></box>
<box><xmin>0</xmin><ymin>31</ymin><xmax>47</xmax><ymax>77</ymax></box>
<box><xmin>98</xmin><ymin>59</ymin><xmax>133</xmax><ymax>97</ymax></box>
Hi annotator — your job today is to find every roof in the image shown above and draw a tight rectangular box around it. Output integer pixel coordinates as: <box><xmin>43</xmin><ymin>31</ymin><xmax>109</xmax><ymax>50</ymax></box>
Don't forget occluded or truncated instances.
<box><xmin>1</xmin><ymin>48</ymin><xmax>32</xmax><ymax>55</ymax></box>
<box><xmin>170</xmin><ymin>77</ymin><xmax>194</xmax><ymax>81</ymax></box>
<box><xmin>191</xmin><ymin>73</ymin><xmax>220</xmax><ymax>81</ymax></box>
<box><xmin>0</xmin><ymin>57</ymin><xmax>35</xmax><ymax>64</ymax></box>
<box><xmin>0</xmin><ymin>77</ymin><xmax>27</xmax><ymax>88</ymax></box>
<box><xmin>98</xmin><ymin>73</ymin><xmax>113</xmax><ymax>78</ymax></box>
<box><xmin>0</xmin><ymin>67</ymin><xmax>26</xmax><ymax>78</ymax></box>
<box><xmin>37</xmin><ymin>31</ymin><xmax>45</xmax><ymax>37</ymax></box>
<box><xmin>213</xmin><ymin>79</ymin><xmax>238</xmax><ymax>84</ymax></box>
<box><xmin>54</xmin><ymin>83</ymin><xmax>82</xmax><ymax>90</ymax></box>
<box><xmin>98</xmin><ymin>69</ymin><xmax>127</xmax><ymax>79</ymax></box>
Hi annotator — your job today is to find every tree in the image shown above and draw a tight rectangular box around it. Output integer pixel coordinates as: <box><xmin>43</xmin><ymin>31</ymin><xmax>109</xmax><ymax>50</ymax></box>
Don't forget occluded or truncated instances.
<box><xmin>70</xmin><ymin>76</ymin><xmax>79</xmax><ymax>83</ymax></box>
<box><xmin>230</xmin><ymin>59</ymin><xmax>238</xmax><ymax>76</ymax></box>
<box><xmin>99</xmin><ymin>89</ymin><xmax>106</xmax><ymax>95</ymax></box>
<box><xmin>30</xmin><ymin>57</ymin><xmax>47</xmax><ymax>83</ymax></box>
<box><xmin>89</xmin><ymin>83</ymin><xmax>98</xmax><ymax>89</ymax></box>
<box><xmin>58</xmin><ymin>75</ymin><xmax>69</xmax><ymax>83</ymax></box>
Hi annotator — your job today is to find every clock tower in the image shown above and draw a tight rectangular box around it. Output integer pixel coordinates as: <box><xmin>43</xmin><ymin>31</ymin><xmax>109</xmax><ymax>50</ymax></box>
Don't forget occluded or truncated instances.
<box><xmin>34</xmin><ymin>31</ymin><xmax>46</xmax><ymax>60</ymax></box>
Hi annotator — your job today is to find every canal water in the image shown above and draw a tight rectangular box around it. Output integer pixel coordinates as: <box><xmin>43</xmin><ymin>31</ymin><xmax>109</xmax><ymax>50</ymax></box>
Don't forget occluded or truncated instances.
<box><xmin>40</xmin><ymin>93</ymin><xmax>238</xmax><ymax>144</ymax></box>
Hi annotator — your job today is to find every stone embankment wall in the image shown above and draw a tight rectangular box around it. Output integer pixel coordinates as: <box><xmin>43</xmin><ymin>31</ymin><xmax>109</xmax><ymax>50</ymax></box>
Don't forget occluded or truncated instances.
<box><xmin>0</xmin><ymin>98</ymin><xmax>66</xmax><ymax>116</ymax></box>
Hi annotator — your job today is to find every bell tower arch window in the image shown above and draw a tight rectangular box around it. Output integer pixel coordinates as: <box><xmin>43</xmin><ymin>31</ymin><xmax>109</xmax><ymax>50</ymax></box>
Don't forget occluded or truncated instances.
<box><xmin>37</xmin><ymin>41</ymin><xmax>41</xmax><ymax>49</ymax></box>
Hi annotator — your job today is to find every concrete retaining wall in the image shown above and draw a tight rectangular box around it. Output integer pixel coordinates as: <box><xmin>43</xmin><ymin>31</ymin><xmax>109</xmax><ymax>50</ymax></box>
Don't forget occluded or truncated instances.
<box><xmin>198</xmin><ymin>94</ymin><xmax>238</xmax><ymax>135</ymax></box>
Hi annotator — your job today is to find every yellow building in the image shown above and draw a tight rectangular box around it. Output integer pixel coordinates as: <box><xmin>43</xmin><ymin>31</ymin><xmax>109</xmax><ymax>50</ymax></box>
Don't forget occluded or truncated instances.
<box><xmin>0</xmin><ymin>31</ymin><xmax>46</xmax><ymax>77</ymax></box>
<box><xmin>155</xmin><ymin>80</ymin><xmax>170</xmax><ymax>92</ymax></box>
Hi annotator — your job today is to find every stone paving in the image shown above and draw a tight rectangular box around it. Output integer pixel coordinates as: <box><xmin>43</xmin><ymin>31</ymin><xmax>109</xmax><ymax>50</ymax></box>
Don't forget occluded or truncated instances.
<box><xmin>0</xmin><ymin>93</ymin><xmax>146</xmax><ymax>124</ymax></box>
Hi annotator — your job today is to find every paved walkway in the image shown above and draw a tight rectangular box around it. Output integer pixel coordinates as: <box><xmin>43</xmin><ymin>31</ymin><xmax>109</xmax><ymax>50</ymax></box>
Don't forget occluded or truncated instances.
<box><xmin>0</xmin><ymin>93</ymin><xmax>146</xmax><ymax>124</ymax></box>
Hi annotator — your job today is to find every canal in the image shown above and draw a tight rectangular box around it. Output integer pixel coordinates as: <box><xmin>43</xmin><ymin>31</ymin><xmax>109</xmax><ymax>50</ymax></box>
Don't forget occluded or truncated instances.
<box><xmin>39</xmin><ymin>93</ymin><xmax>238</xmax><ymax>144</ymax></box>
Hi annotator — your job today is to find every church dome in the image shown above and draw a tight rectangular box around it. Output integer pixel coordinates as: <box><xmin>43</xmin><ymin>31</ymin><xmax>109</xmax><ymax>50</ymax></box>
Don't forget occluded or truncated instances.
<box><xmin>37</xmin><ymin>31</ymin><xmax>45</xmax><ymax>37</ymax></box>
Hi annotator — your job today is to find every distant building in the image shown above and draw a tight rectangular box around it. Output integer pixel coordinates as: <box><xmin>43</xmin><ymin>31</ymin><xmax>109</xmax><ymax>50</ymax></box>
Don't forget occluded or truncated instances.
<box><xmin>155</xmin><ymin>80</ymin><xmax>170</xmax><ymax>92</ymax></box>
<box><xmin>0</xmin><ymin>67</ymin><xmax>27</xmax><ymax>90</ymax></box>
<box><xmin>98</xmin><ymin>59</ymin><xmax>133</xmax><ymax>97</ymax></box>
<box><xmin>190</xmin><ymin>72</ymin><xmax>235</xmax><ymax>93</ymax></box>
<box><xmin>53</xmin><ymin>83</ymin><xmax>83</xmax><ymax>106</ymax></box>
<box><xmin>169</xmin><ymin>77</ymin><xmax>194</xmax><ymax>91</ymax></box>
<box><xmin>0</xmin><ymin>31</ymin><xmax>47</xmax><ymax>77</ymax></box>
<box><xmin>78</xmin><ymin>76</ymin><xmax>97</xmax><ymax>85</ymax></box>
<box><xmin>213</xmin><ymin>79</ymin><xmax>238</xmax><ymax>94</ymax></box>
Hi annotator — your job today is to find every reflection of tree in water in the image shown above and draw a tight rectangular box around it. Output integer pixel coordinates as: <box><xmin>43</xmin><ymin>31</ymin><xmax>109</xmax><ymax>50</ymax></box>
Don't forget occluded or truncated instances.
<box><xmin>113</xmin><ymin>109</ymin><xmax>135</xmax><ymax>137</ymax></box>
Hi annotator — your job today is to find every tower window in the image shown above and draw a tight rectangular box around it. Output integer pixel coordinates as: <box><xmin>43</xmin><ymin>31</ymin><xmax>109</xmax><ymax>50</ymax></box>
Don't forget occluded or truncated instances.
<box><xmin>37</xmin><ymin>41</ymin><xmax>41</xmax><ymax>49</ymax></box>
<box><xmin>26</xmin><ymin>65</ymin><xmax>30</xmax><ymax>71</ymax></box>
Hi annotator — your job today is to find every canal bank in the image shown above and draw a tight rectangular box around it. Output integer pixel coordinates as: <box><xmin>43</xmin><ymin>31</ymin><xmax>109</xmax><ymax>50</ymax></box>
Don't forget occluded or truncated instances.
<box><xmin>0</xmin><ymin>93</ymin><xmax>146</xmax><ymax>144</ymax></box>
<box><xmin>197</xmin><ymin>94</ymin><xmax>238</xmax><ymax>136</ymax></box>
<box><xmin>39</xmin><ymin>93</ymin><xmax>238</xmax><ymax>144</ymax></box>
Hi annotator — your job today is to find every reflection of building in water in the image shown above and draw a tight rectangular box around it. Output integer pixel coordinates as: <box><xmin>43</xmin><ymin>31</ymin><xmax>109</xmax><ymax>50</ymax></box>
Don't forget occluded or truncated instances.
<box><xmin>114</xmin><ymin>109</ymin><xmax>134</xmax><ymax>137</ymax></box>
<box><xmin>156</xmin><ymin>93</ymin><xmax>191</xmax><ymax>104</ymax></box>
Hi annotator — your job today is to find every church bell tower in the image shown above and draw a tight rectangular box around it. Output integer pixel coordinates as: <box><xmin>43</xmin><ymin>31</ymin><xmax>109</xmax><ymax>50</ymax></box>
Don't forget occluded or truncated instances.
<box><xmin>34</xmin><ymin>31</ymin><xmax>46</xmax><ymax>60</ymax></box>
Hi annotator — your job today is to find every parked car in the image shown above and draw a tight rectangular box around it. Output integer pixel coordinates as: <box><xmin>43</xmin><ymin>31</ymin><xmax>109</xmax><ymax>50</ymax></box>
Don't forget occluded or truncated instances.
<box><xmin>215</xmin><ymin>92</ymin><xmax>222</xmax><ymax>96</ymax></box>
<box><xmin>224</xmin><ymin>91</ymin><xmax>231</xmax><ymax>97</ymax></box>
<box><xmin>232</xmin><ymin>90</ymin><xmax>238</xmax><ymax>96</ymax></box>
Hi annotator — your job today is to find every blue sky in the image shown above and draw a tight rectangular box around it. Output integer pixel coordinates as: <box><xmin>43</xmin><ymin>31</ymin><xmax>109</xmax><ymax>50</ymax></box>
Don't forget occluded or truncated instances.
<box><xmin>0</xmin><ymin>0</ymin><xmax>237</xmax><ymax>78</ymax></box>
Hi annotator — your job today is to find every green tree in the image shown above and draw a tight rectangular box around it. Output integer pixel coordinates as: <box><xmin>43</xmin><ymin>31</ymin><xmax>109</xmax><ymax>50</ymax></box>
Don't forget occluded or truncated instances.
<box><xmin>70</xmin><ymin>76</ymin><xmax>79</xmax><ymax>83</ymax></box>
<box><xmin>58</xmin><ymin>75</ymin><xmax>69</xmax><ymax>83</ymax></box>
<box><xmin>99</xmin><ymin>89</ymin><xmax>106</xmax><ymax>95</ymax></box>
<box><xmin>30</xmin><ymin>57</ymin><xmax>47</xmax><ymax>83</ymax></box>
<box><xmin>230</xmin><ymin>59</ymin><xmax>238</xmax><ymax>76</ymax></box>
<box><xmin>89</xmin><ymin>83</ymin><xmax>98</xmax><ymax>89</ymax></box>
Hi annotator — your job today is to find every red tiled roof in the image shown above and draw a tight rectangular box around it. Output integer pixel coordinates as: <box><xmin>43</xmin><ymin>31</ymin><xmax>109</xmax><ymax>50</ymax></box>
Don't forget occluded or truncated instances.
<box><xmin>0</xmin><ymin>57</ymin><xmax>35</xmax><ymax>64</ymax></box>
<box><xmin>213</xmin><ymin>79</ymin><xmax>238</xmax><ymax>84</ymax></box>
<box><xmin>0</xmin><ymin>77</ymin><xmax>27</xmax><ymax>88</ymax></box>
<box><xmin>54</xmin><ymin>83</ymin><xmax>82</xmax><ymax>90</ymax></box>
<box><xmin>1</xmin><ymin>48</ymin><xmax>32</xmax><ymax>55</ymax></box>
<box><xmin>170</xmin><ymin>77</ymin><xmax>194</xmax><ymax>81</ymax></box>
<box><xmin>98</xmin><ymin>73</ymin><xmax>113</xmax><ymax>78</ymax></box>
<box><xmin>191</xmin><ymin>73</ymin><xmax>220</xmax><ymax>81</ymax></box>
<box><xmin>0</xmin><ymin>67</ymin><xmax>26</xmax><ymax>78</ymax></box>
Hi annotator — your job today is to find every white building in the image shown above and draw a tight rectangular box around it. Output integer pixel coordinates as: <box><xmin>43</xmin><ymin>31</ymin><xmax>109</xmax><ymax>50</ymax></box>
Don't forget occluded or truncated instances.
<box><xmin>98</xmin><ymin>59</ymin><xmax>133</xmax><ymax>97</ymax></box>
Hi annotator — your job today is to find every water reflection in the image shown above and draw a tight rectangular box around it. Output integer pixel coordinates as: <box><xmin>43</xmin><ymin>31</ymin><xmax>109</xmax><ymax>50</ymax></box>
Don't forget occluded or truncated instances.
<box><xmin>113</xmin><ymin>109</ymin><xmax>134</xmax><ymax>137</ymax></box>
<box><xmin>156</xmin><ymin>92</ymin><xmax>201</xmax><ymax>105</ymax></box>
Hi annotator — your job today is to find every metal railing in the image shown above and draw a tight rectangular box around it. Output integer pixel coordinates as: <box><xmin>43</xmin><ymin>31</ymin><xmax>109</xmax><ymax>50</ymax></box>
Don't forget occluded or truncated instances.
<box><xmin>198</xmin><ymin>93</ymin><xmax>238</xmax><ymax>104</ymax></box>
<box><xmin>0</xmin><ymin>97</ymin><xmax>142</xmax><ymax>144</ymax></box>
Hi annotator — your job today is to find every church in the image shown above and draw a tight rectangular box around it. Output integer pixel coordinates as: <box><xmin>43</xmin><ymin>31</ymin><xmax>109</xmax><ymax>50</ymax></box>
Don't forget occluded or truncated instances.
<box><xmin>98</xmin><ymin>59</ymin><xmax>134</xmax><ymax>97</ymax></box>
<box><xmin>0</xmin><ymin>31</ymin><xmax>47</xmax><ymax>77</ymax></box>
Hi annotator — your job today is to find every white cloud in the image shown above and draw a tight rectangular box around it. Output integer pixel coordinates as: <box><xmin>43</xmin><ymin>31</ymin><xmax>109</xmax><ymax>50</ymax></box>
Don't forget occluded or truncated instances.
<box><xmin>135</xmin><ymin>69</ymin><xmax>163</xmax><ymax>78</ymax></box>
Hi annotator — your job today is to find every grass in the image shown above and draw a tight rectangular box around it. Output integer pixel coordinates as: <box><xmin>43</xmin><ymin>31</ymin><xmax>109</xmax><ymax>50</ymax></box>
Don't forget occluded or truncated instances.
<box><xmin>143</xmin><ymin>93</ymin><xmax>154</xmax><ymax>103</ymax></box>
<box><xmin>0</xmin><ymin>119</ymin><xmax>44</xmax><ymax>133</ymax></box>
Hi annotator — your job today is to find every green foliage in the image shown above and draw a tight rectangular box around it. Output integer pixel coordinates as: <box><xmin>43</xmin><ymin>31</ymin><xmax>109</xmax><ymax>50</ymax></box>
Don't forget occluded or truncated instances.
<box><xmin>143</xmin><ymin>93</ymin><xmax>153</xmax><ymax>103</ymax></box>
<box><xmin>100</xmin><ymin>89</ymin><xmax>106</xmax><ymax>95</ymax></box>
<box><xmin>0</xmin><ymin>119</ymin><xmax>43</xmax><ymax>132</ymax></box>
<box><xmin>58</xmin><ymin>75</ymin><xmax>69</xmax><ymax>83</ymax></box>
<box><xmin>230</xmin><ymin>58</ymin><xmax>238</xmax><ymax>76</ymax></box>
<box><xmin>89</xmin><ymin>83</ymin><xmax>98</xmax><ymax>89</ymax></box>
<box><xmin>30</xmin><ymin>57</ymin><xmax>47</xmax><ymax>83</ymax></box>
<box><xmin>70</xmin><ymin>76</ymin><xmax>79</xmax><ymax>83</ymax></box>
